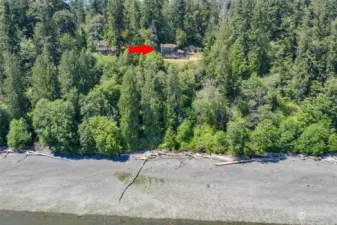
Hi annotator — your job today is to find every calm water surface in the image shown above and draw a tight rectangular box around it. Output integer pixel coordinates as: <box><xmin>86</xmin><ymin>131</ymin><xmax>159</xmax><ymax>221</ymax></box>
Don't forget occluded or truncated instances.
<box><xmin>0</xmin><ymin>210</ymin><xmax>282</xmax><ymax>225</ymax></box>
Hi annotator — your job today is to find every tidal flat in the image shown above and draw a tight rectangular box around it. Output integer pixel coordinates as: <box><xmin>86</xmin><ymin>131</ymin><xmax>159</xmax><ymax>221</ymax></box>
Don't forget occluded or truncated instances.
<box><xmin>0</xmin><ymin>154</ymin><xmax>336</xmax><ymax>225</ymax></box>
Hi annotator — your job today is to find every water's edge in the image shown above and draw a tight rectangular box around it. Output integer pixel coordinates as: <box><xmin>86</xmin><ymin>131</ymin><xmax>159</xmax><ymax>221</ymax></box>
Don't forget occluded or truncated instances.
<box><xmin>0</xmin><ymin>210</ymin><xmax>283</xmax><ymax>225</ymax></box>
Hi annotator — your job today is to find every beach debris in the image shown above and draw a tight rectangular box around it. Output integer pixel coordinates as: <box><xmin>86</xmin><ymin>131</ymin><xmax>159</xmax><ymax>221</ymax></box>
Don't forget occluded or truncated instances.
<box><xmin>211</xmin><ymin>154</ymin><xmax>237</xmax><ymax>162</ymax></box>
<box><xmin>322</xmin><ymin>155</ymin><xmax>337</xmax><ymax>164</ymax></box>
<box><xmin>130</xmin><ymin>151</ymin><xmax>290</xmax><ymax>166</ymax></box>
<box><xmin>1</xmin><ymin>149</ymin><xmax>14</xmax><ymax>158</ymax></box>
<box><xmin>214</xmin><ymin>160</ymin><xmax>255</xmax><ymax>166</ymax></box>
<box><xmin>119</xmin><ymin>158</ymin><xmax>148</xmax><ymax>203</ymax></box>
<box><xmin>17</xmin><ymin>151</ymin><xmax>69</xmax><ymax>163</ymax></box>
<box><xmin>130</xmin><ymin>151</ymin><xmax>196</xmax><ymax>163</ymax></box>
<box><xmin>290</xmin><ymin>154</ymin><xmax>337</xmax><ymax>164</ymax></box>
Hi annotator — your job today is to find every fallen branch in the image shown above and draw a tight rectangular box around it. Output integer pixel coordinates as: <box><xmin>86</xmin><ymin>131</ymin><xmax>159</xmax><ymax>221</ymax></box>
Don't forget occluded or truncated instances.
<box><xmin>174</xmin><ymin>155</ymin><xmax>185</xmax><ymax>165</ymax></box>
<box><xmin>119</xmin><ymin>158</ymin><xmax>148</xmax><ymax>203</ymax></box>
<box><xmin>2</xmin><ymin>149</ymin><xmax>14</xmax><ymax>158</ymax></box>
<box><xmin>214</xmin><ymin>159</ymin><xmax>255</xmax><ymax>166</ymax></box>
<box><xmin>185</xmin><ymin>153</ymin><xmax>200</xmax><ymax>160</ymax></box>
<box><xmin>31</xmin><ymin>152</ymin><xmax>70</xmax><ymax>161</ymax></box>
<box><xmin>17</xmin><ymin>151</ymin><xmax>69</xmax><ymax>163</ymax></box>
<box><xmin>17</xmin><ymin>154</ymin><xmax>30</xmax><ymax>163</ymax></box>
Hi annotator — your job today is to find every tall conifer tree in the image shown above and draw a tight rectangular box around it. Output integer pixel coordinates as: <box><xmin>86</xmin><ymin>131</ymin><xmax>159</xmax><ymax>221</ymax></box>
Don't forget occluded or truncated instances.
<box><xmin>118</xmin><ymin>68</ymin><xmax>140</xmax><ymax>151</ymax></box>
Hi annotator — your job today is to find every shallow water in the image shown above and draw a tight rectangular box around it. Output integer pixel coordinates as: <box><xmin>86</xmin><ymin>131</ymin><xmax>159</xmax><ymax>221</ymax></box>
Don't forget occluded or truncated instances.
<box><xmin>0</xmin><ymin>210</ymin><xmax>281</xmax><ymax>225</ymax></box>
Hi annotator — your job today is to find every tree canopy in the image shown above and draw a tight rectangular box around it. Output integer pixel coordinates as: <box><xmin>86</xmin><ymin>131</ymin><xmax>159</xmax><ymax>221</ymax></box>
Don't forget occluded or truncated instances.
<box><xmin>0</xmin><ymin>0</ymin><xmax>337</xmax><ymax>157</ymax></box>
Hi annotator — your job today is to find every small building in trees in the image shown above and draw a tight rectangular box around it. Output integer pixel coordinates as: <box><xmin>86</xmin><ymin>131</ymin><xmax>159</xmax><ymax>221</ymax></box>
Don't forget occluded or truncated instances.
<box><xmin>160</xmin><ymin>43</ymin><xmax>187</xmax><ymax>59</ymax></box>
<box><xmin>195</xmin><ymin>47</ymin><xmax>203</xmax><ymax>53</ymax></box>
<box><xmin>96</xmin><ymin>43</ymin><xmax>115</xmax><ymax>56</ymax></box>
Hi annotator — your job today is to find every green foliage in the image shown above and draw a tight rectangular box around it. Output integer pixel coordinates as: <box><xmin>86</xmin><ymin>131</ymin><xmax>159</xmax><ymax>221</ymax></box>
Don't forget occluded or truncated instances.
<box><xmin>118</xmin><ymin>68</ymin><xmax>140</xmax><ymax>151</ymax></box>
<box><xmin>163</xmin><ymin>125</ymin><xmax>177</xmax><ymax>150</ymax></box>
<box><xmin>87</xmin><ymin>14</ymin><xmax>105</xmax><ymax>49</ymax></box>
<box><xmin>248</xmin><ymin>119</ymin><xmax>279</xmax><ymax>155</ymax></box>
<box><xmin>141</xmin><ymin>70</ymin><xmax>162</xmax><ymax>148</ymax></box>
<box><xmin>3</xmin><ymin>52</ymin><xmax>26</xmax><ymax>119</ymax></box>
<box><xmin>328</xmin><ymin>133</ymin><xmax>337</xmax><ymax>154</ymax></box>
<box><xmin>32</xmin><ymin>99</ymin><xmax>76</xmax><ymax>153</ymax></box>
<box><xmin>193</xmin><ymin>82</ymin><xmax>227</xmax><ymax>129</ymax></box>
<box><xmin>30</xmin><ymin>53</ymin><xmax>59</xmax><ymax>105</ymax></box>
<box><xmin>53</xmin><ymin>10</ymin><xmax>76</xmax><ymax>35</ymax></box>
<box><xmin>295</xmin><ymin>122</ymin><xmax>330</xmax><ymax>156</ymax></box>
<box><xmin>213</xmin><ymin>130</ymin><xmax>228</xmax><ymax>154</ymax></box>
<box><xmin>59</xmin><ymin>49</ymin><xmax>100</xmax><ymax>96</ymax></box>
<box><xmin>0</xmin><ymin>105</ymin><xmax>9</xmax><ymax>146</ymax></box>
<box><xmin>80</xmin><ymin>80</ymin><xmax>120</xmax><ymax>121</ymax></box>
<box><xmin>189</xmin><ymin>125</ymin><xmax>227</xmax><ymax>154</ymax></box>
<box><xmin>176</xmin><ymin>29</ymin><xmax>187</xmax><ymax>47</ymax></box>
<box><xmin>176</xmin><ymin>120</ymin><xmax>193</xmax><ymax>150</ymax></box>
<box><xmin>106</xmin><ymin>0</ymin><xmax>125</xmax><ymax>55</ymax></box>
<box><xmin>166</xmin><ymin>65</ymin><xmax>181</xmax><ymax>127</ymax></box>
<box><xmin>226</xmin><ymin>116</ymin><xmax>249</xmax><ymax>156</ymax></box>
<box><xmin>278</xmin><ymin>117</ymin><xmax>304</xmax><ymax>153</ymax></box>
<box><xmin>78</xmin><ymin>116</ymin><xmax>122</xmax><ymax>155</ymax></box>
<box><xmin>7</xmin><ymin>118</ymin><xmax>31</xmax><ymax>149</ymax></box>
<box><xmin>2</xmin><ymin>0</ymin><xmax>337</xmax><ymax>158</ymax></box>
<box><xmin>297</xmin><ymin>94</ymin><xmax>333</xmax><ymax>126</ymax></box>
<box><xmin>0</xmin><ymin>0</ymin><xmax>19</xmax><ymax>53</ymax></box>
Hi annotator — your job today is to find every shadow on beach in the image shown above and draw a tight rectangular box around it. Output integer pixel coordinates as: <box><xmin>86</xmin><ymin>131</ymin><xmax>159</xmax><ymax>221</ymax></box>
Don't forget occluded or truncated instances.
<box><xmin>52</xmin><ymin>152</ymin><xmax>130</xmax><ymax>163</ymax></box>
<box><xmin>0</xmin><ymin>210</ymin><xmax>284</xmax><ymax>225</ymax></box>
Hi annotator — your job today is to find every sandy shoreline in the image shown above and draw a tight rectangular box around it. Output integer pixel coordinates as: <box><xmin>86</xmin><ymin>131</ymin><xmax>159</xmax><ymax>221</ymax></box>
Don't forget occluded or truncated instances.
<box><xmin>0</xmin><ymin>154</ymin><xmax>336</xmax><ymax>224</ymax></box>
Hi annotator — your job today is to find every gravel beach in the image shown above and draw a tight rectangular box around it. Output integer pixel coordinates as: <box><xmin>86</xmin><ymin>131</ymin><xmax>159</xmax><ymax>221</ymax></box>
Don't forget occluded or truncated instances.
<box><xmin>0</xmin><ymin>154</ymin><xmax>336</xmax><ymax>225</ymax></box>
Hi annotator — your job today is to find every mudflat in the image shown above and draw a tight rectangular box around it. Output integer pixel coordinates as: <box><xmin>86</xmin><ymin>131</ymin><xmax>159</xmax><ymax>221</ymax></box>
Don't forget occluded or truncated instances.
<box><xmin>0</xmin><ymin>154</ymin><xmax>336</xmax><ymax>225</ymax></box>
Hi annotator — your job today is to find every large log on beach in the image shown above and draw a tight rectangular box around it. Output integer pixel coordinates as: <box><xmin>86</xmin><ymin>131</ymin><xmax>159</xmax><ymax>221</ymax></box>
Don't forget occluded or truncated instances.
<box><xmin>214</xmin><ymin>160</ymin><xmax>255</xmax><ymax>166</ymax></box>
<box><xmin>211</xmin><ymin>154</ymin><xmax>237</xmax><ymax>162</ymax></box>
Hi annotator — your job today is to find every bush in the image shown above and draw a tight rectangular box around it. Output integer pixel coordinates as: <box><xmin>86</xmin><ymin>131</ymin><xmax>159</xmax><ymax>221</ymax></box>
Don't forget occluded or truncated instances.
<box><xmin>162</xmin><ymin>126</ymin><xmax>177</xmax><ymax>150</ymax></box>
<box><xmin>190</xmin><ymin>125</ymin><xmax>215</xmax><ymax>153</ymax></box>
<box><xmin>278</xmin><ymin>116</ymin><xmax>304</xmax><ymax>153</ymax></box>
<box><xmin>226</xmin><ymin>117</ymin><xmax>249</xmax><ymax>156</ymax></box>
<box><xmin>213</xmin><ymin>130</ymin><xmax>228</xmax><ymax>154</ymax></box>
<box><xmin>248</xmin><ymin>119</ymin><xmax>279</xmax><ymax>155</ymax></box>
<box><xmin>80</xmin><ymin>80</ymin><xmax>120</xmax><ymax>121</ymax></box>
<box><xmin>328</xmin><ymin>133</ymin><xmax>337</xmax><ymax>153</ymax></box>
<box><xmin>176</xmin><ymin>120</ymin><xmax>193</xmax><ymax>150</ymax></box>
<box><xmin>295</xmin><ymin>122</ymin><xmax>330</xmax><ymax>156</ymax></box>
<box><xmin>78</xmin><ymin>116</ymin><xmax>122</xmax><ymax>155</ymax></box>
<box><xmin>32</xmin><ymin>99</ymin><xmax>76</xmax><ymax>153</ymax></box>
<box><xmin>189</xmin><ymin>125</ymin><xmax>227</xmax><ymax>154</ymax></box>
<box><xmin>297</xmin><ymin>94</ymin><xmax>332</xmax><ymax>126</ymax></box>
<box><xmin>0</xmin><ymin>106</ymin><xmax>10</xmax><ymax>146</ymax></box>
<box><xmin>193</xmin><ymin>84</ymin><xmax>227</xmax><ymax>129</ymax></box>
<box><xmin>7</xmin><ymin>118</ymin><xmax>31</xmax><ymax>149</ymax></box>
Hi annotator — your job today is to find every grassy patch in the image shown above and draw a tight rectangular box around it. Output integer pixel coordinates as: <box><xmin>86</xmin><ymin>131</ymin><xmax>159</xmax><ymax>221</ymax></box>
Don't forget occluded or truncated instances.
<box><xmin>93</xmin><ymin>53</ymin><xmax>118</xmax><ymax>66</ymax></box>
<box><xmin>164</xmin><ymin>53</ymin><xmax>202</xmax><ymax>68</ymax></box>
<box><xmin>115</xmin><ymin>172</ymin><xmax>131</xmax><ymax>182</ymax></box>
<box><xmin>115</xmin><ymin>172</ymin><xmax>165</xmax><ymax>185</ymax></box>
<box><xmin>134</xmin><ymin>175</ymin><xmax>147</xmax><ymax>185</ymax></box>
<box><xmin>134</xmin><ymin>175</ymin><xmax>165</xmax><ymax>186</ymax></box>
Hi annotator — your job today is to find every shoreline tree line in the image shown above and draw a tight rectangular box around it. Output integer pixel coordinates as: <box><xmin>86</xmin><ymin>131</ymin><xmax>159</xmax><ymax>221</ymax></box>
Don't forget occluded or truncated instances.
<box><xmin>1</xmin><ymin>0</ymin><xmax>337</xmax><ymax>157</ymax></box>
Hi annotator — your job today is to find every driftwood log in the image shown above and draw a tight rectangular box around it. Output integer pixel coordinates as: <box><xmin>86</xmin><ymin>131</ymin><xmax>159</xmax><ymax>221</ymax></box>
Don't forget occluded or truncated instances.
<box><xmin>17</xmin><ymin>151</ymin><xmax>69</xmax><ymax>163</ymax></box>
<box><xmin>119</xmin><ymin>158</ymin><xmax>148</xmax><ymax>203</ymax></box>
<box><xmin>214</xmin><ymin>159</ymin><xmax>255</xmax><ymax>166</ymax></box>
<box><xmin>2</xmin><ymin>149</ymin><xmax>14</xmax><ymax>158</ymax></box>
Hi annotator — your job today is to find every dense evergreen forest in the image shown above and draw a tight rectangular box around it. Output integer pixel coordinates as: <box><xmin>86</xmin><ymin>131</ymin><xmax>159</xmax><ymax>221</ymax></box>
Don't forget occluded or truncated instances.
<box><xmin>1</xmin><ymin>0</ymin><xmax>337</xmax><ymax>157</ymax></box>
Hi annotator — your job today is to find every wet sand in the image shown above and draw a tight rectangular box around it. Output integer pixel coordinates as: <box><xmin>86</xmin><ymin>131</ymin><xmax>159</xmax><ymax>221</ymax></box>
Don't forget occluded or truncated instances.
<box><xmin>0</xmin><ymin>154</ymin><xmax>336</xmax><ymax>225</ymax></box>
